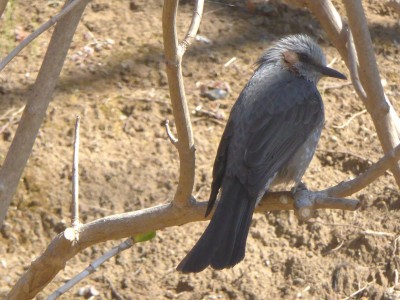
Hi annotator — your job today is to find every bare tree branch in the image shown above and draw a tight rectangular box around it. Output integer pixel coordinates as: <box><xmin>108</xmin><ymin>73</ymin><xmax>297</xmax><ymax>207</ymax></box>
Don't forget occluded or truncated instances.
<box><xmin>47</xmin><ymin>238</ymin><xmax>135</xmax><ymax>300</ymax></box>
<box><xmin>343</xmin><ymin>1</ymin><xmax>389</xmax><ymax>114</ymax></box>
<box><xmin>6</xmin><ymin>191</ymin><xmax>356</xmax><ymax>299</ymax></box>
<box><xmin>162</xmin><ymin>0</ymin><xmax>204</xmax><ymax>207</ymax></box>
<box><xmin>346</xmin><ymin>28</ymin><xmax>367</xmax><ymax>101</ymax></box>
<box><xmin>0</xmin><ymin>0</ymin><xmax>90</xmax><ymax>227</ymax></box>
<box><xmin>10</xmin><ymin>138</ymin><xmax>400</xmax><ymax>298</ymax></box>
<box><xmin>323</xmin><ymin>143</ymin><xmax>400</xmax><ymax>198</ymax></box>
<box><xmin>72</xmin><ymin>116</ymin><xmax>81</xmax><ymax>228</ymax></box>
<box><xmin>343</xmin><ymin>0</ymin><xmax>400</xmax><ymax>184</ymax></box>
<box><xmin>164</xmin><ymin>119</ymin><xmax>178</xmax><ymax>146</ymax></box>
<box><xmin>0</xmin><ymin>0</ymin><xmax>85</xmax><ymax>72</ymax></box>
<box><xmin>179</xmin><ymin>0</ymin><xmax>204</xmax><ymax>53</ymax></box>
<box><xmin>303</xmin><ymin>0</ymin><xmax>400</xmax><ymax>187</ymax></box>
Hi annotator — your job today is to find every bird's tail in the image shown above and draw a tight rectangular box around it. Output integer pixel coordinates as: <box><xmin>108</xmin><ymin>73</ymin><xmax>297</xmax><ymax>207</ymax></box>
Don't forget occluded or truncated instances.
<box><xmin>176</xmin><ymin>179</ymin><xmax>256</xmax><ymax>273</ymax></box>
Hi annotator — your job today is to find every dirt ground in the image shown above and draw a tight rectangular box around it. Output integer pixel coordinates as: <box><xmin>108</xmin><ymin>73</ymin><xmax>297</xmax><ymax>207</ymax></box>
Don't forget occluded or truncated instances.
<box><xmin>0</xmin><ymin>0</ymin><xmax>400</xmax><ymax>299</ymax></box>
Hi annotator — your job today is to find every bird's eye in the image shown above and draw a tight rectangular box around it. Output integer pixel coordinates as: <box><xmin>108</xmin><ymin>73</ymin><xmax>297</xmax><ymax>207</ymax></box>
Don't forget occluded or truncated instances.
<box><xmin>297</xmin><ymin>53</ymin><xmax>310</xmax><ymax>63</ymax></box>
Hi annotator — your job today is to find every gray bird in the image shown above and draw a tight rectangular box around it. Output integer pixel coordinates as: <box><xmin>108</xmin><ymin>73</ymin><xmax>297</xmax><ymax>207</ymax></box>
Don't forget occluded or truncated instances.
<box><xmin>177</xmin><ymin>34</ymin><xmax>346</xmax><ymax>273</ymax></box>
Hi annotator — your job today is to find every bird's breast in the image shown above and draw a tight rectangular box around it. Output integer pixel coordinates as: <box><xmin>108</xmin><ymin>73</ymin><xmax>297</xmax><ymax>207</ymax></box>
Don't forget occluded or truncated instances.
<box><xmin>270</xmin><ymin>122</ymin><xmax>323</xmax><ymax>191</ymax></box>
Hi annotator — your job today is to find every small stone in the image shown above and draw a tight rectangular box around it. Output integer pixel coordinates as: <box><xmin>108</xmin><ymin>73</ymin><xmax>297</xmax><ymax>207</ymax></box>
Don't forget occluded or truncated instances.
<box><xmin>129</xmin><ymin>0</ymin><xmax>140</xmax><ymax>11</ymax></box>
<box><xmin>77</xmin><ymin>285</ymin><xmax>100</xmax><ymax>298</ymax></box>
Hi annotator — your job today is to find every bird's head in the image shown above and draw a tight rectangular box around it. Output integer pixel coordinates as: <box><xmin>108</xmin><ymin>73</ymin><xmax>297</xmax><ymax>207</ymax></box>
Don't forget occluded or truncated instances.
<box><xmin>257</xmin><ymin>34</ymin><xmax>347</xmax><ymax>84</ymax></box>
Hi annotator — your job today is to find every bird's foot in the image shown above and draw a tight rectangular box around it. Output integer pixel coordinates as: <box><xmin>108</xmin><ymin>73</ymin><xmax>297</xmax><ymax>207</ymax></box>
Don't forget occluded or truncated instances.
<box><xmin>292</xmin><ymin>182</ymin><xmax>315</xmax><ymax>221</ymax></box>
<box><xmin>291</xmin><ymin>181</ymin><xmax>308</xmax><ymax>194</ymax></box>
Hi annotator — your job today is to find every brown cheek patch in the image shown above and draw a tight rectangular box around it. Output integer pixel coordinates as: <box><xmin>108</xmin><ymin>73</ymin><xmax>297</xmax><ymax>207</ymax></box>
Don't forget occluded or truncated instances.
<box><xmin>282</xmin><ymin>50</ymin><xmax>300</xmax><ymax>75</ymax></box>
<box><xmin>282</xmin><ymin>50</ymin><xmax>299</xmax><ymax>66</ymax></box>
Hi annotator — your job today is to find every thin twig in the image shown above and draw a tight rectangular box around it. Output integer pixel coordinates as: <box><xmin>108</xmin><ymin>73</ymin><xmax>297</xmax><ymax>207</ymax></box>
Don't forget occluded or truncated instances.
<box><xmin>224</xmin><ymin>57</ymin><xmax>237</xmax><ymax>67</ymax></box>
<box><xmin>342</xmin><ymin>281</ymin><xmax>374</xmax><ymax>300</ymax></box>
<box><xmin>0</xmin><ymin>0</ymin><xmax>85</xmax><ymax>72</ymax></box>
<box><xmin>164</xmin><ymin>119</ymin><xmax>178</xmax><ymax>145</ymax></box>
<box><xmin>193</xmin><ymin>116</ymin><xmax>225</xmax><ymax>126</ymax></box>
<box><xmin>0</xmin><ymin>107</ymin><xmax>25</xmax><ymax>135</ymax></box>
<box><xmin>72</xmin><ymin>116</ymin><xmax>80</xmax><ymax>228</ymax></box>
<box><xmin>323</xmin><ymin>143</ymin><xmax>400</xmax><ymax>197</ymax></box>
<box><xmin>332</xmin><ymin>109</ymin><xmax>367</xmax><ymax>129</ymax></box>
<box><xmin>122</xmin><ymin>96</ymin><xmax>170</xmax><ymax>105</ymax></box>
<box><xmin>325</xmin><ymin>241</ymin><xmax>344</xmax><ymax>255</ymax></box>
<box><xmin>323</xmin><ymin>82</ymin><xmax>352</xmax><ymax>91</ymax></box>
<box><xmin>47</xmin><ymin>238</ymin><xmax>134</xmax><ymax>300</ymax></box>
<box><xmin>346</xmin><ymin>28</ymin><xmax>367</xmax><ymax>102</ymax></box>
<box><xmin>361</xmin><ymin>230</ymin><xmax>395</xmax><ymax>237</ymax></box>
<box><xmin>0</xmin><ymin>105</ymin><xmax>25</xmax><ymax>121</ymax></box>
<box><xmin>192</xmin><ymin>105</ymin><xmax>225</xmax><ymax>121</ymax></box>
<box><xmin>317</xmin><ymin>149</ymin><xmax>372</xmax><ymax>165</ymax></box>
<box><xmin>179</xmin><ymin>0</ymin><xmax>204</xmax><ymax>54</ymax></box>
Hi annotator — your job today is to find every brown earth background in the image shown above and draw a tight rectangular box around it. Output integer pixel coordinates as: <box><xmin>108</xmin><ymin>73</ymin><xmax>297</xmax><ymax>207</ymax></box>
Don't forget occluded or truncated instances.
<box><xmin>0</xmin><ymin>0</ymin><xmax>400</xmax><ymax>299</ymax></box>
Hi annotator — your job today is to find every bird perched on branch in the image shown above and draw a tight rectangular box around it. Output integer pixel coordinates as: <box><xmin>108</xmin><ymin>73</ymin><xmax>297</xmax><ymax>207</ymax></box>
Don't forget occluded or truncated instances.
<box><xmin>177</xmin><ymin>34</ymin><xmax>346</xmax><ymax>273</ymax></box>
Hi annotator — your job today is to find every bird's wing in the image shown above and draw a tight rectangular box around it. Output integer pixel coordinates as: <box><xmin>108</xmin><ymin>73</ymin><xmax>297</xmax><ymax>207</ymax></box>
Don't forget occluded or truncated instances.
<box><xmin>230</xmin><ymin>74</ymin><xmax>324</xmax><ymax>199</ymax></box>
<box><xmin>206</xmin><ymin>119</ymin><xmax>234</xmax><ymax>217</ymax></box>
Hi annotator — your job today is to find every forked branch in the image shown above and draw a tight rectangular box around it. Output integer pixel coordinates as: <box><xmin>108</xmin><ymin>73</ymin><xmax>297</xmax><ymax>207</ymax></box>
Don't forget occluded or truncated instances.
<box><xmin>162</xmin><ymin>0</ymin><xmax>204</xmax><ymax>207</ymax></box>
<box><xmin>303</xmin><ymin>0</ymin><xmax>400</xmax><ymax>186</ymax></box>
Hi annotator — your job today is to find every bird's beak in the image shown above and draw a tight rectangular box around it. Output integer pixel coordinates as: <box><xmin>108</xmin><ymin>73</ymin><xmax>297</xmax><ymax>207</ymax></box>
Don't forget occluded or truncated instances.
<box><xmin>317</xmin><ymin>65</ymin><xmax>347</xmax><ymax>80</ymax></box>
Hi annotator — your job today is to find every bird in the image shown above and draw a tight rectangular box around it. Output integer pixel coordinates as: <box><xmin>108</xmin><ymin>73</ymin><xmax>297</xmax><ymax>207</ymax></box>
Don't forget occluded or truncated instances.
<box><xmin>177</xmin><ymin>34</ymin><xmax>346</xmax><ymax>273</ymax></box>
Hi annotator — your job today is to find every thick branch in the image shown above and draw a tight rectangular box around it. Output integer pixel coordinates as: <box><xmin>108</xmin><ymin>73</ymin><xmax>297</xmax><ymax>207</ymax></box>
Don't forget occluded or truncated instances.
<box><xmin>0</xmin><ymin>0</ymin><xmax>90</xmax><ymax>226</ymax></box>
<box><xmin>162</xmin><ymin>0</ymin><xmax>204</xmax><ymax>207</ymax></box>
<box><xmin>6</xmin><ymin>191</ymin><xmax>354</xmax><ymax>299</ymax></box>
<box><xmin>10</xmin><ymin>140</ymin><xmax>400</xmax><ymax>298</ymax></box>
<box><xmin>303</xmin><ymin>0</ymin><xmax>400</xmax><ymax>187</ymax></box>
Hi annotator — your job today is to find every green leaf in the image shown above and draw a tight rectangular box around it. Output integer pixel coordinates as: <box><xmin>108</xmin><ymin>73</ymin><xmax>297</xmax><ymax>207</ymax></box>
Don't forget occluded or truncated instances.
<box><xmin>134</xmin><ymin>231</ymin><xmax>156</xmax><ymax>243</ymax></box>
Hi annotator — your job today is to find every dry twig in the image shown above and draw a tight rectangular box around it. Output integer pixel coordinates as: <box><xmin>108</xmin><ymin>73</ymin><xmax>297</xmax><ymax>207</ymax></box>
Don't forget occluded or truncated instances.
<box><xmin>332</xmin><ymin>109</ymin><xmax>367</xmax><ymax>129</ymax></box>
<box><xmin>342</xmin><ymin>281</ymin><xmax>374</xmax><ymax>300</ymax></box>
<box><xmin>47</xmin><ymin>238</ymin><xmax>135</xmax><ymax>300</ymax></box>
<box><xmin>323</xmin><ymin>143</ymin><xmax>400</xmax><ymax>197</ymax></box>
<box><xmin>71</xmin><ymin>116</ymin><xmax>80</xmax><ymax>228</ymax></box>
<box><xmin>346</xmin><ymin>28</ymin><xmax>367</xmax><ymax>102</ymax></box>
<box><xmin>0</xmin><ymin>0</ymin><xmax>85</xmax><ymax>72</ymax></box>
<box><xmin>162</xmin><ymin>0</ymin><xmax>204</xmax><ymax>207</ymax></box>
<box><xmin>164</xmin><ymin>119</ymin><xmax>178</xmax><ymax>146</ymax></box>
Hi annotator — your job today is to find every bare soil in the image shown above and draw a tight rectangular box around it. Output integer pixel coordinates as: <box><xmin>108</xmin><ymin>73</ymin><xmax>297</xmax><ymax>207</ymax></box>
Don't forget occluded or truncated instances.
<box><xmin>0</xmin><ymin>0</ymin><xmax>400</xmax><ymax>299</ymax></box>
